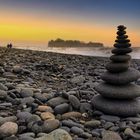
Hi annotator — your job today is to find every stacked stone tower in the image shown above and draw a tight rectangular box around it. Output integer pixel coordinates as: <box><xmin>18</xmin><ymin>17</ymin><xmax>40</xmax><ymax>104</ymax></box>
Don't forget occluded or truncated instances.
<box><xmin>92</xmin><ymin>25</ymin><xmax>140</xmax><ymax>116</ymax></box>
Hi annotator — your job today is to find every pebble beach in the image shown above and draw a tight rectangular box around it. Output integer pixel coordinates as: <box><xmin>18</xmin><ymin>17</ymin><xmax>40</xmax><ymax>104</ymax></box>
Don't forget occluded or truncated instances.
<box><xmin>0</xmin><ymin>47</ymin><xmax>140</xmax><ymax>140</ymax></box>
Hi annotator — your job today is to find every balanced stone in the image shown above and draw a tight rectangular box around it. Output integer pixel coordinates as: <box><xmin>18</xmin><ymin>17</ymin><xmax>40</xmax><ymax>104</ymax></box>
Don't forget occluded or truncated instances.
<box><xmin>117</xmin><ymin>35</ymin><xmax>128</xmax><ymax>40</ymax></box>
<box><xmin>112</xmin><ymin>47</ymin><xmax>132</xmax><ymax>55</ymax></box>
<box><xmin>95</xmin><ymin>83</ymin><xmax>140</xmax><ymax>99</ymax></box>
<box><xmin>92</xmin><ymin>95</ymin><xmax>140</xmax><ymax>116</ymax></box>
<box><xmin>114</xmin><ymin>43</ymin><xmax>131</xmax><ymax>48</ymax></box>
<box><xmin>92</xmin><ymin>25</ymin><xmax>140</xmax><ymax>117</ymax></box>
<box><xmin>115</xmin><ymin>39</ymin><xmax>130</xmax><ymax>43</ymax></box>
<box><xmin>101</xmin><ymin>68</ymin><xmax>140</xmax><ymax>85</ymax></box>
<box><xmin>118</xmin><ymin>25</ymin><xmax>126</xmax><ymax>30</ymax></box>
<box><xmin>106</xmin><ymin>62</ymin><xmax>129</xmax><ymax>73</ymax></box>
<box><xmin>117</xmin><ymin>30</ymin><xmax>126</xmax><ymax>36</ymax></box>
<box><xmin>110</xmin><ymin>55</ymin><xmax>131</xmax><ymax>62</ymax></box>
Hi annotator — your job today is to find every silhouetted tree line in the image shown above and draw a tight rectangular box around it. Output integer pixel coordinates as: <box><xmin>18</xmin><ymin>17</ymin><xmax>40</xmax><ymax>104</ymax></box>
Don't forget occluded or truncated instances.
<box><xmin>48</xmin><ymin>38</ymin><xmax>104</xmax><ymax>48</ymax></box>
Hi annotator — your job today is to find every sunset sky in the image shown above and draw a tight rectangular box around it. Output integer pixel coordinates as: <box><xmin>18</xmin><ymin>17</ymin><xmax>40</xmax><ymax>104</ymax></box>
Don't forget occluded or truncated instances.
<box><xmin>0</xmin><ymin>0</ymin><xmax>140</xmax><ymax>47</ymax></box>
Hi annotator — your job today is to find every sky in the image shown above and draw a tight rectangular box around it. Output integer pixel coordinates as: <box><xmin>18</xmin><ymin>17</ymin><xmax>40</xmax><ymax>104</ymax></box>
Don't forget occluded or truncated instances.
<box><xmin>0</xmin><ymin>0</ymin><xmax>140</xmax><ymax>47</ymax></box>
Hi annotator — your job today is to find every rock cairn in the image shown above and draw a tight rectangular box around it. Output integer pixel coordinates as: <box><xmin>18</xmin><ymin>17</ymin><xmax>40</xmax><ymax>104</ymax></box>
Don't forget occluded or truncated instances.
<box><xmin>92</xmin><ymin>25</ymin><xmax>140</xmax><ymax>116</ymax></box>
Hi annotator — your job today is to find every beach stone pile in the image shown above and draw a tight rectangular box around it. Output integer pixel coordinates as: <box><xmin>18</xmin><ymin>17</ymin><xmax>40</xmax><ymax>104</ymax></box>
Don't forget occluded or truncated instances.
<box><xmin>92</xmin><ymin>25</ymin><xmax>140</xmax><ymax>116</ymax></box>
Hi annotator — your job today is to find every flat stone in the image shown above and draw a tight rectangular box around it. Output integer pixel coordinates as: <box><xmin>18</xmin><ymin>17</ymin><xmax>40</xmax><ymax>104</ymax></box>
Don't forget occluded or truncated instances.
<box><xmin>92</xmin><ymin>95</ymin><xmax>140</xmax><ymax>116</ymax></box>
<box><xmin>62</xmin><ymin>120</ymin><xmax>84</xmax><ymax>128</ymax></box>
<box><xmin>101</xmin><ymin>68</ymin><xmax>140</xmax><ymax>85</ymax></box>
<box><xmin>115</xmin><ymin>39</ymin><xmax>130</xmax><ymax>44</ymax></box>
<box><xmin>47</xmin><ymin>97</ymin><xmax>68</xmax><ymax>108</ymax></box>
<box><xmin>117</xmin><ymin>30</ymin><xmax>126</xmax><ymax>36</ymax></box>
<box><xmin>37</xmin><ymin>105</ymin><xmax>53</xmax><ymax>113</ymax></box>
<box><xmin>117</xmin><ymin>35</ymin><xmax>128</xmax><ymax>40</ymax></box>
<box><xmin>62</xmin><ymin>112</ymin><xmax>82</xmax><ymax>119</ymax></box>
<box><xmin>95</xmin><ymin>83</ymin><xmax>140</xmax><ymax>99</ymax></box>
<box><xmin>110</xmin><ymin>55</ymin><xmax>131</xmax><ymax>62</ymax></box>
<box><xmin>100</xmin><ymin>115</ymin><xmax>120</xmax><ymax>122</ymax></box>
<box><xmin>35</xmin><ymin>129</ymin><xmax>72</xmax><ymax>140</ymax></box>
<box><xmin>102</xmin><ymin>131</ymin><xmax>122</xmax><ymax>140</ymax></box>
<box><xmin>106</xmin><ymin>62</ymin><xmax>129</xmax><ymax>73</ymax></box>
<box><xmin>112</xmin><ymin>47</ymin><xmax>132</xmax><ymax>55</ymax></box>
<box><xmin>114</xmin><ymin>43</ymin><xmax>131</xmax><ymax>48</ymax></box>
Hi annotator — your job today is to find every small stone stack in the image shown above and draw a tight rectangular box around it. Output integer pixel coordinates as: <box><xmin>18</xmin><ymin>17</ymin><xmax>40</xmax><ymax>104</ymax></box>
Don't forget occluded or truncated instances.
<box><xmin>92</xmin><ymin>25</ymin><xmax>140</xmax><ymax>116</ymax></box>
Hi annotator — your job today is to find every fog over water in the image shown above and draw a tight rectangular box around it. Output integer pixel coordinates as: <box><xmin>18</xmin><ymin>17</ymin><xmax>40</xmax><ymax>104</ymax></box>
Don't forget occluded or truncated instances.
<box><xmin>15</xmin><ymin>46</ymin><xmax>140</xmax><ymax>59</ymax></box>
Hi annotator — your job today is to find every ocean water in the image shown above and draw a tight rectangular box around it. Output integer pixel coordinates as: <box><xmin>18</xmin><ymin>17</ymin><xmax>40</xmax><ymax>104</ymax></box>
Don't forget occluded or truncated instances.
<box><xmin>15</xmin><ymin>46</ymin><xmax>140</xmax><ymax>59</ymax></box>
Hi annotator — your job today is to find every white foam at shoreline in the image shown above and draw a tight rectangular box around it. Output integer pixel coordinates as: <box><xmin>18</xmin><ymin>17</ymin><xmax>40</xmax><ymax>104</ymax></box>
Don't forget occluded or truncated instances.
<box><xmin>14</xmin><ymin>46</ymin><xmax>140</xmax><ymax>59</ymax></box>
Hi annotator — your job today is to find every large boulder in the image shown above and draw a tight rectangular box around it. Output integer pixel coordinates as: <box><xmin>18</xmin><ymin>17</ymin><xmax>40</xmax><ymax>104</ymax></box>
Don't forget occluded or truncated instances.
<box><xmin>101</xmin><ymin>68</ymin><xmax>140</xmax><ymax>85</ymax></box>
<box><xmin>92</xmin><ymin>95</ymin><xmax>140</xmax><ymax>116</ymax></box>
<box><xmin>95</xmin><ymin>83</ymin><xmax>140</xmax><ymax>99</ymax></box>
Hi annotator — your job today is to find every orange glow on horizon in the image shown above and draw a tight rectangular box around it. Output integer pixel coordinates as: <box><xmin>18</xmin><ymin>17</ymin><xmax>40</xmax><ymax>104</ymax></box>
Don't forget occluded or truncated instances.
<box><xmin>0</xmin><ymin>12</ymin><xmax>139</xmax><ymax>47</ymax></box>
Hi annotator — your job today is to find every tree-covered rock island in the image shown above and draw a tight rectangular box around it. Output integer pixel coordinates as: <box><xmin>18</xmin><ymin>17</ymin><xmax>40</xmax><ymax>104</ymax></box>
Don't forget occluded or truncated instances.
<box><xmin>48</xmin><ymin>38</ymin><xmax>104</xmax><ymax>48</ymax></box>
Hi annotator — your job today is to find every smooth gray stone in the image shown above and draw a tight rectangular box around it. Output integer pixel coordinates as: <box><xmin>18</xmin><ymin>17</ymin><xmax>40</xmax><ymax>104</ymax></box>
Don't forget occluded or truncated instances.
<box><xmin>54</xmin><ymin>103</ymin><xmax>69</xmax><ymax>114</ymax></box>
<box><xmin>95</xmin><ymin>83</ymin><xmax>140</xmax><ymax>99</ymax></box>
<box><xmin>110</xmin><ymin>55</ymin><xmax>131</xmax><ymax>62</ymax></box>
<box><xmin>114</xmin><ymin>43</ymin><xmax>131</xmax><ymax>48</ymax></box>
<box><xmin>101</xmin><ymin>68</ymin><xmax>140</xmax><ymax>85</ymax></box>
<box><xmin>112</xmin><ymin>47</ymin><xmax>132</xmax><ymax>55</ymax></box>
<box><xmin>106</xmin><ymin>62</ymin><xmax>129</xmax><ymax>73</ymax></box>
<box><xmin>47</xmin><ymin>97</ymin><xmax>68</xmax><ymax>108</ymax></box>
<box><xmin>91</xmin><ymin>95</ymin><xmax>140</xmax><ymax>117</ymax></box>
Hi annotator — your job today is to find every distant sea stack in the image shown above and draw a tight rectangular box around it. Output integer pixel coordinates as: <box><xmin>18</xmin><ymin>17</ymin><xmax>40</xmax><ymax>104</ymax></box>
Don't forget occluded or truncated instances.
<box><xmin>92</xmin><ymin>25</ymin><xmax>140</xmax><ymax>116</ymax></box>
<box><xmin>48</xmin><ymin>38</ymin><xmax>104</xmax><ymax>48</ymax></box>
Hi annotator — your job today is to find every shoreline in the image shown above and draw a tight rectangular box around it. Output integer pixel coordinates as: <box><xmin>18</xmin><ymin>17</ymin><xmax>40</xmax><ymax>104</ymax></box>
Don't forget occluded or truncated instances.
<box><xmin>1</xmin><ymin>46</ymin><xmax>140</xmax><ymax>60</ymax></box>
